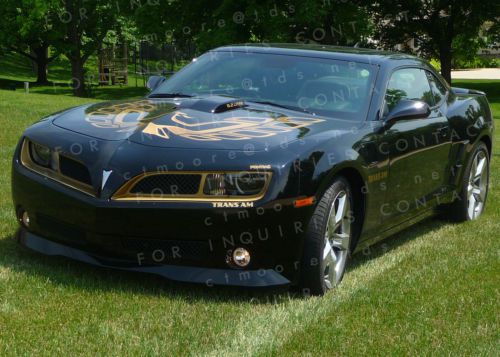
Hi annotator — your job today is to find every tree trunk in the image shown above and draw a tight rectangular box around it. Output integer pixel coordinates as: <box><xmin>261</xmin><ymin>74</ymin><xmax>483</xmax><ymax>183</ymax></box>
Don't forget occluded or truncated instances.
<box><xmin>12</xmin><ymin>44</ymin><xmax>50</xmax><ymax>84</ymax></box>
<box><xmin>439</xmin><ymin>11</ymin><xmax>455</xmax><ymax>86</ymax></box>
<box><xmin>65</xmin><ymin>0</ymin><xmax>87</xmax><ymax>97</ymax></box>
<box><xmin>36</xmin><ymin>60</ymin><xmax>49</xmax><ymax>84</ymax></box>
<box><xmin>32</xmin><ymin>45</ymin><xmax>50</xmax><ymax>84</ymax></box>
<box><xmin>439</xmin><ymin>42</ymin><xmax>453</xmax><ymax>85</ymax></box>
<box><xmin>70</xmin><ymin>55</ymin><xmax>86</xmax><ymax>97</ymax></box>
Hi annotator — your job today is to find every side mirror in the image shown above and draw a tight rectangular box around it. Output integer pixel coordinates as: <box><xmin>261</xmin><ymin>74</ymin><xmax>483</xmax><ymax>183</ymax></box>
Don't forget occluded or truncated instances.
<box><xmin>385</xmin><ymin>99</ymin><xmax>430</xmax><ymax>126</ymax></box>
<box><xmin>146</xmin><ymin>75</ymin><xmax>166</xmax><ymax>91</ymax></box>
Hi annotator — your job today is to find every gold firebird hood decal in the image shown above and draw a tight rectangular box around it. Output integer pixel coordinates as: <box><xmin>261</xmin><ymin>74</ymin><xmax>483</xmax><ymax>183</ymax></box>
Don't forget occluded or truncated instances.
<box><xmin>85</xmin><ymin>100</ymin><xmax>324</xmax><ymax>142</ymax></box>
<box><xmin>142</xmin><ymin>111</ymin><xmax>324</xmax><ymax>141</ymax></box>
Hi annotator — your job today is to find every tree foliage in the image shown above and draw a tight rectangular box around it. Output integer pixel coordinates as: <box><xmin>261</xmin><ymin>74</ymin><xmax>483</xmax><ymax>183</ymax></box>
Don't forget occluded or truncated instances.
<box><xmin>367</xmin><ymin>0</ymin><xmax>499</xmax><ymax>83</ymax></box>
<box><xmin>0</xmin><ymin>0</ymin><xmax>61</xmax><ymax>83</ymax></box>
<box><xmin>132</xmin><ymin>0</ymin><xmax>371</xmax><ymax>52</ymax></box>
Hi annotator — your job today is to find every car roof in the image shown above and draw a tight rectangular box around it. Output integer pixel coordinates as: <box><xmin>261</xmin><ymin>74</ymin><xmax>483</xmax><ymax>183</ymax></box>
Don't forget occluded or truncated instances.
<box><xmin>213</xmin><ymin>43</ymin><xmax>426</xmax><ymax>67</ymax></box>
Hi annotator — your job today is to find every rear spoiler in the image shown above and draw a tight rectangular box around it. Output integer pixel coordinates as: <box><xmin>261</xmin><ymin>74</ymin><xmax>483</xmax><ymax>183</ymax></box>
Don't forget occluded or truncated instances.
<box><xmin>451</xmin><ymin>87</ymin><xmax>486</xmax><ymax>96</ymax></box>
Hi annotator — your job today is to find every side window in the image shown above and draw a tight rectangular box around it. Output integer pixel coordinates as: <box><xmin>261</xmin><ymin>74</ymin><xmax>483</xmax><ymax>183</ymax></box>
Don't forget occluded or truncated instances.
<box><xmin>384</xmin><ymin>68</ymin><xmax>434</xmax><ymax>114</ymax></box>
<box><xmin>426</xmin><ymin>71</ymin><xmax>448</xmax><ymax>105</ymax></box>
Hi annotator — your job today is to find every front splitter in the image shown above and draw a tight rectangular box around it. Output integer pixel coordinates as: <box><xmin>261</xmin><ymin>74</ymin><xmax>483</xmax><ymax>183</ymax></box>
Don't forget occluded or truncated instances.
<box><xmin>16</xmin><ymin>228</ymin><xmax>290</xmax><ymax>287</ymax></box>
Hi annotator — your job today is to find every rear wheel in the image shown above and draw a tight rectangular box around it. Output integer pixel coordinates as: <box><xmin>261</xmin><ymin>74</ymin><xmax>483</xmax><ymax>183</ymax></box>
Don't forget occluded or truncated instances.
<box><xmin>299</xmin><ymin>177</ymin><xmax>354</xmax><ymax>296</ymax></box>
<box><xmin>448</xmin><ymin>142</ymin><xmax>489</xmax><ymax>221</ymax></box>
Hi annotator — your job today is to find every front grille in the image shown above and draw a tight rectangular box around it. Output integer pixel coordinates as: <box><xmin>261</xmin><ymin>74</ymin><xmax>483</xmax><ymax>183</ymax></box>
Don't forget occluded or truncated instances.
<box><xmin>59</xmin><ymin>155</ymin><xmax>92</xmax><ymax>186</ymax></box>
<box><xmin>130</xmin><ymin>174</ymin><xmax>201</xmax><ymax>195</ymax></box>
<box><xmin>121</xmin><ymin>237</ymin><xmax>212</xmax><ymax>261</ymax></box>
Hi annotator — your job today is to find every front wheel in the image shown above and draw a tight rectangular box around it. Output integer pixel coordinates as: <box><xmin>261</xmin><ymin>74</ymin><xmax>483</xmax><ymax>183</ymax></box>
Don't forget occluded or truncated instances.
<box><xmin>448</xmin><ymin>142</ymin><xmax>490</xmax><ymax>221</ymax></box>
<box><xmin>299</xmin><ymin>177</ymin><xmax>354</xmax><ymax>296</ymax></box>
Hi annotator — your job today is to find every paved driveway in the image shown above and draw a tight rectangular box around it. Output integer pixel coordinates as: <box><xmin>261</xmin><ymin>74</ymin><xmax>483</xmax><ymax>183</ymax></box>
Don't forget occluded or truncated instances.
<box><xmin>451</xmin><ymin>68</ymin><xmax>500</xmax><ymax>80</ymax></box>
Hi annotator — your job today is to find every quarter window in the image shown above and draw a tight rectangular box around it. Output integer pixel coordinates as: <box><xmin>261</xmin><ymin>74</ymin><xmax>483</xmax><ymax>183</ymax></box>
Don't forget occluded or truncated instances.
<box><xmin>384</xmin><ymin>68</ymin><xmax>434</xmax><ymax>114</ymax></box>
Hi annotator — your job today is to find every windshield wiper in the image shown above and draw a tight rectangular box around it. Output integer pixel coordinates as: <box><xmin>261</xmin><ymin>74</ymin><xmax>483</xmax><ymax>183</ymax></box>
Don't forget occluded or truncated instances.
<box><xmin>249</xmin><ymin>100</ymin><xmax>316</xmax><ymax>116</ymax></box>
<box><xmin>149</xmin><ymin>92</ymin><xmax>193</xmax><ymax>98</ymax></box>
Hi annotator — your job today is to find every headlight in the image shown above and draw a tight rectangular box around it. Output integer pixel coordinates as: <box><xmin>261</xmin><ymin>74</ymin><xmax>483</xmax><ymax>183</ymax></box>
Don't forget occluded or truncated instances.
<box><xmin>29</xmin><ymin>141</ymin><xmax>51</xmax><ymax>167</ymax></box>
<box><xmin>203</xmin><ymin>172</ymin><xmax>269</xmax><ymax>196</ymax></box>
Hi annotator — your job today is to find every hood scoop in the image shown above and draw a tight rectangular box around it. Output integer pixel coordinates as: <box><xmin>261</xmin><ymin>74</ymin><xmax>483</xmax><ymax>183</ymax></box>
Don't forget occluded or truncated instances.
<box><xmin>180</xmin><ymin>96</ymin><xmax>246</xmax><ymax>113</ymax></box>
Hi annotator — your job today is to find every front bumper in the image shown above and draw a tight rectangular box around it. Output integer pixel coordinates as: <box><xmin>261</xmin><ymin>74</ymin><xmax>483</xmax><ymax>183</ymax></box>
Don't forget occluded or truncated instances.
<box><xmin>12</xmin><ymin>152</ymin><xmax>315</xmax><ymax>286</ymax></box>
<box><xmin>17</xmin><ymin>229</ymin><xmax>290</xmax><ymax>287</ymax></box>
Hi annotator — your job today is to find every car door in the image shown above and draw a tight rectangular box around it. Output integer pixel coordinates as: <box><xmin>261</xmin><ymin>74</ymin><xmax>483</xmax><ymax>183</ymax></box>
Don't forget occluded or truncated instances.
<box><xmin>381</xmin><ymin>67</ymin><xmax>452</xmax><ymax>225</ymax></box>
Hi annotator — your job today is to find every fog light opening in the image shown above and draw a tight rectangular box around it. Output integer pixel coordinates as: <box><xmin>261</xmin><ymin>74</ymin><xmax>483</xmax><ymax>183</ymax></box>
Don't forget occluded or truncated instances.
<box><xmin>232</xmin><ymin>247</ymin><xmax>251</xmax><ymax>268</ymax></box>
<box><xmin>20</xmin><ymin>210</ymin><xmax>30</xmax><ymax>228</ymax></box>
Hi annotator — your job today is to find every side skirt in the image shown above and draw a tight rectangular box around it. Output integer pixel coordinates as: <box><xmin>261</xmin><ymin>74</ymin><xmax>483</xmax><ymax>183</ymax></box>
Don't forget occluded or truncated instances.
<box><xmin>353</xmin><ymin>207</ymin><xmax>436</xmax><ymax>254</ymax></box>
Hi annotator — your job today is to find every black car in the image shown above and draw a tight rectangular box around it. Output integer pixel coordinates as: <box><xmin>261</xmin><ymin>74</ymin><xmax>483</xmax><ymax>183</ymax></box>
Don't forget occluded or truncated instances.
<box><xmin>12</xmin><ymin>44</ymin><xmax>493</xmax><ymax>295</ymax></box>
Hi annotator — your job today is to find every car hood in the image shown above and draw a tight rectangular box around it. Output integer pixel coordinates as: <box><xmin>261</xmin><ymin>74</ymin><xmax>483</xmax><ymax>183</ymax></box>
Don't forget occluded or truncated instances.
<box><xmin>53</xmin><ymin>96</ymin><xmax>354</xmax><ymax>151</ymax></box>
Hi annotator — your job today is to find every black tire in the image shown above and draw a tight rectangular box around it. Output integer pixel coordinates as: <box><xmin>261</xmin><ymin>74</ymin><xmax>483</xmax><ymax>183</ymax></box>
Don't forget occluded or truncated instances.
<box><xmin>447</xmin><ymin>142</ymin><xmax>490</xmax><ymax>222</ymax></box>
<box><xmin>299</xmin><ymin>176</ymin><xmax>354</xmax><ymax>296</ymax></box>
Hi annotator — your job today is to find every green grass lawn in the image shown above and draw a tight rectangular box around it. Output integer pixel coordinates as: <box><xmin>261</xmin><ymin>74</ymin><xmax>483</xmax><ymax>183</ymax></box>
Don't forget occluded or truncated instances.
<box><xmin>0</xmin><ymin>55</ymin><xmax>148</xmax><ymax>101</ymax></box>
<box><xmin>0</xmin><ymin>51</ymin><xmax>188</xmax><ymax>100</ymax></box>
<box><xmin>0</xmin><ymin>81</ymin><xmax>499</xmax><ymax>355</ymax></box>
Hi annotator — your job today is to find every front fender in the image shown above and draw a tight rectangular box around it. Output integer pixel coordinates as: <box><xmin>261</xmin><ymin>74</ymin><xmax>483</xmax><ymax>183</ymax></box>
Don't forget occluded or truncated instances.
<box><xmin>447</xmin><ymin>93</ymin><xmax>494</xmax><ymax>188</ymax></box>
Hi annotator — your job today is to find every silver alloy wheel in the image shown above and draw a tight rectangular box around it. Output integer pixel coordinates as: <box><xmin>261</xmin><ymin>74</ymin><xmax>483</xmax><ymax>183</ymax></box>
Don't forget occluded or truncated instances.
<box><xmin>467</xmin><ymin>150</ymin><xmax>488</xmax><ymax>220</ymax></box>
<box><xmin>323</xmin><ymin>190</ymin><xmax>351</xmax><ymax>288</ymax></box>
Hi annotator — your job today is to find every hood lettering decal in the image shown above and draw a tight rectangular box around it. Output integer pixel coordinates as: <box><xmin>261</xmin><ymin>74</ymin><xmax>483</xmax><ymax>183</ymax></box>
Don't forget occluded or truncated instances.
<box><xmin>85</xmin><ymin>100</ymin><xmax>169</xmax><ymax>131</ymax></box>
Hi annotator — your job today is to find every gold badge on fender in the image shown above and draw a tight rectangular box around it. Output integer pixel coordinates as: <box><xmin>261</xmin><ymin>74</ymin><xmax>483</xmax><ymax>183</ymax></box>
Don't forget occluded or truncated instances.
<box><xmin>368</xmin><ymin>171</ymin><xmax>388</xmax><ymax>183</ymax></box>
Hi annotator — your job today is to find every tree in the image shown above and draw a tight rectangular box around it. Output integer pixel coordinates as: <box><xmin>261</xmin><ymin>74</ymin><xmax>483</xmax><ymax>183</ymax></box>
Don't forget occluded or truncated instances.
<box><xmin>132</xmin><ymin>0</ymin><xmax>371</xmax><ymax>53</ymax></box>
<box><xmin>53</xmin><ymin>0</ymin><xmax>121</xmax><ymax>96</ymax></box>
<box><xmin>367</xmin><ymin>0</ymin><xmax>499</xmax><ymax>84</ymax></box>
<box><xmin>0</xmin><ymin>0</ymin><xmax>60</xmax><ymax>84</ymax></box>
<box><xmin>133</xmin><ymin>0</ymin><xmax>247</xmax><ymax>53</ymax></box>
<box><xmin>267</xmin><ymin>0</ymin><xmax>372</xmax><ymax>46</ymax></box>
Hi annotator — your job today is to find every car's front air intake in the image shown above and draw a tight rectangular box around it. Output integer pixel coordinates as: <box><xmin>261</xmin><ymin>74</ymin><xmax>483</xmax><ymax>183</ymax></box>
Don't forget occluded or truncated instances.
<box><xmin>129</xmin><ymin>174</ymin><xmax>202</xmax><ymax>195</ymax></box>
<box><xmin>59</xmin><ymin>155</ymin><xmax>92</xmax><ymax>186</ymax></box>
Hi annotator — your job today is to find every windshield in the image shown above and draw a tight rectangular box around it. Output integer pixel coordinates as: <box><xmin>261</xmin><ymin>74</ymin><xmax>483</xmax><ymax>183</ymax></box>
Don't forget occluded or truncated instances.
<box><xmin>153</xmin><ymin>51</ymin><xmax>378</xmax><ymax>121</ymax></box>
